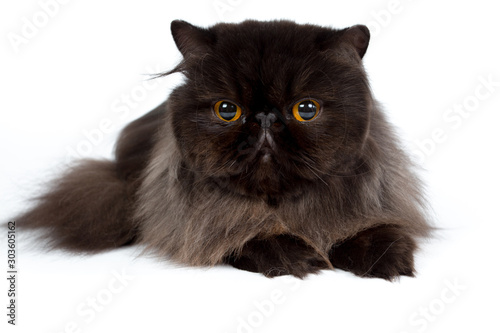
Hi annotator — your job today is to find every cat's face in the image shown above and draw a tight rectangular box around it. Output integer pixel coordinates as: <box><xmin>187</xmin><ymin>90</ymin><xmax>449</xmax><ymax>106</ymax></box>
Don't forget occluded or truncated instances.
<box><xmin>168</xmin><ymin>21</ymin><xmax>372</xmax><ymax>198</ymax></box>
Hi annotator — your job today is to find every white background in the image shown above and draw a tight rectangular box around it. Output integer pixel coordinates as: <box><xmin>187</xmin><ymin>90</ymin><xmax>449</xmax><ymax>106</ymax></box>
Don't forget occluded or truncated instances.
<box><xmin>1</xmin><ymin>0</ymin><xmax>499</xmax><ymax>332</ymax></box>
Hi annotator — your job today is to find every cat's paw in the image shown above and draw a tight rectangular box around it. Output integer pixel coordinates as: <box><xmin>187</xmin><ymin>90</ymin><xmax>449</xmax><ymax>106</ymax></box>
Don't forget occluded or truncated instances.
<box><xmin>328</xmin><ymin>225</ymin><xmax>416</xmax><ymax>280</ymax></box>
<box><xmin>226</xmin><ymin>235</ymin><xmax>330</xmax><ymax>278</ymax></box>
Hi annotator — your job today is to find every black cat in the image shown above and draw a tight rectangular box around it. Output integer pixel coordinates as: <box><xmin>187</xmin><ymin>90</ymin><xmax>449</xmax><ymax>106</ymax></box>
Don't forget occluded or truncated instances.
<box><xmin>16</xmin><ymin>20</ymin><xmax>432</xmax><ymax>279</ymax></box>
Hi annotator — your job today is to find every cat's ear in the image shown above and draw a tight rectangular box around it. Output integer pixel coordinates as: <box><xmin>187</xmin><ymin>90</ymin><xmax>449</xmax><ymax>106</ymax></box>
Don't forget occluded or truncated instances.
<box><xmin>340</xmin><ymin>25</ymin><xmax>370</xmax><ymax>59</ymax></box>
<box><xmin>317</xmin><ymin>25</ymin><xmax>370</xmax><ymax>60</ymax></box>
<box><xmin>171</xmin><ymin>20</ymin><xmax>215</xmax><ymax>57</ymax></box>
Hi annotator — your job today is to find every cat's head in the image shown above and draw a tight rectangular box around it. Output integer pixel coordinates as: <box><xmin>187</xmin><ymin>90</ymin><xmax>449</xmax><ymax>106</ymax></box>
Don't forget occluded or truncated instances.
<box><xmin>166</xmin><ymin>20</ymin><xmax>372</xmax><ymax>199</ymax></box>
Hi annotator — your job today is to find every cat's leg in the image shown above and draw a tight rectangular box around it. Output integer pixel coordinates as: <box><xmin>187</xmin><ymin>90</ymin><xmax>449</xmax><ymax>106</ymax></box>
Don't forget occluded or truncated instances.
<box><xmin>328</xmin><ymin>225</ymin><xmax>416</xmax><ymax>280</ymax></box>
<box><xmin>225</xmin><ymin>235</ymin><xmax>330</xmax><ymax>278</ymax></box>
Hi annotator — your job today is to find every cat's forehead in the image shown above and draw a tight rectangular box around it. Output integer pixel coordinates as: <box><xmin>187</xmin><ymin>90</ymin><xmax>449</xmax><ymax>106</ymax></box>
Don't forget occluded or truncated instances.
<box><xmin>201</xmin><ymin>22</ymin><xmax>343</xmax><ymax>104</ymax></box>
<box><xmin>212</xmin><ymin>21</ymin><xmax>329</xmax><ymax>58</ymax></box>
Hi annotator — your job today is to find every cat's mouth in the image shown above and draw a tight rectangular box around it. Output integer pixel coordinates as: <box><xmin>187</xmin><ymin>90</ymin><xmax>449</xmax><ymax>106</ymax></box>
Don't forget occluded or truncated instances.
<box><xmin>250</xmin><ymin>130</ymin><xmax>277</xmax><ymax>162</ymax></box>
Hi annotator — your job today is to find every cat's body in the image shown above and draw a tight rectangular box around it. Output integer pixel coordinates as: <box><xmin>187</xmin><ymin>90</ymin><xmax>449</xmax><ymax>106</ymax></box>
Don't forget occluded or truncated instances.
<box><xmin>18</xmin><ymin>20</ymin><xmax>431</xmax><ymax>279</ymax></box>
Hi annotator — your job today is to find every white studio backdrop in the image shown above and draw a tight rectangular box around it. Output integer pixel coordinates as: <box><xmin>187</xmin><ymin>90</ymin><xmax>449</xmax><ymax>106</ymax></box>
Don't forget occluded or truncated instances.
<box><xmin>1</xmin><ymin>0</ymin><xmax>499</xmax><ymax>332</ymax></box>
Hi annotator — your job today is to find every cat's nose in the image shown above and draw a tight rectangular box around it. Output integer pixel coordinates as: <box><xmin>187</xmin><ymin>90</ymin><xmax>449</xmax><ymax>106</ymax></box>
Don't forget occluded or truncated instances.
<box><xmin>255</xmin><ymin>112</ymin><xmax>277</xmax><ymax>129</ymax></box>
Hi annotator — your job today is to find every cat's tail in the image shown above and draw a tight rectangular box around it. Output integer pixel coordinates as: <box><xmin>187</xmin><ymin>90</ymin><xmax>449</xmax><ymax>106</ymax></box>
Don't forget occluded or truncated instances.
<box><xmin>17</xmin><ymin>159</ymin><xmax>137</xmax><ymax>253</ymax></box>
<box><xmin>13</xmin><ymin>104</ymin><xmax>165</xmax><ymax>253</ymax></box>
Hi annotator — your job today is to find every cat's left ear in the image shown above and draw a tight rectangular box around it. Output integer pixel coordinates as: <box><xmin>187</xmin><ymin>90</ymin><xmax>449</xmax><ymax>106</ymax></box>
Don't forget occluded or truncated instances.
<box><xmin>171</xmin><ymin>20</ymin><xmax>215</xmax><ymax>57</ymax></box>
<box><xmin>319</xmin><ymin>25</ymin><xmax>370</xmax><ymax>59</ymax></box>
<box><xmin>340</xmin><ymin>25</ymin><xmax>370</xmax><ymax>59</ymax></box>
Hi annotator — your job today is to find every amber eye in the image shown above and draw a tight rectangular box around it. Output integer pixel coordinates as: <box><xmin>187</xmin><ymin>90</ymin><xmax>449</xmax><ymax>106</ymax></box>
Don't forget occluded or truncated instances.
<box><xmin>214</xmin><ymin>100</ymin><xmax>242</xmax><ymax>122</ymax></box>
<box><xmin>292</xmin><ymin>99</ymin><xmax>320</xmax><ymax>121</ymax></box>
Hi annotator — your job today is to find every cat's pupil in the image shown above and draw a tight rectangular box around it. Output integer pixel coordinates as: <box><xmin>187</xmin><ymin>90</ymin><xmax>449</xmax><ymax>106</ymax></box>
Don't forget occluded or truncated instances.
<box><xmin>298</xmin><ymin>101</ymin><xmax>317</xmax><ymax>120</ymax></box>
<box><xmin>219</xmin><ymin>102</ymin><xmax>238</xmax><ymax>120</ymax></box>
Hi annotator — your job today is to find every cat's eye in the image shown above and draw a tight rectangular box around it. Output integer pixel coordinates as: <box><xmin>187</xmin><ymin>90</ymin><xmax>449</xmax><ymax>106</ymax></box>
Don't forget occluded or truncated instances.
<box><xmin>292</xmin><ymin>99</ymin><xmax>320</xmax><ymax>122</ymax></box>
<box><xmin>214</xmin><ymin>100</ymin><xmax>242</xmax><ymax>122</ymax></box>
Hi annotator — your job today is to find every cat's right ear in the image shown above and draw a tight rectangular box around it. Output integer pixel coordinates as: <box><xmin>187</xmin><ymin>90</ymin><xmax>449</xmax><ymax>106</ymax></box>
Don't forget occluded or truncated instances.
<box><xmin>171</xmin><ymin>20</ymin><xmax>215</xmax><ymax>58</ymax></box>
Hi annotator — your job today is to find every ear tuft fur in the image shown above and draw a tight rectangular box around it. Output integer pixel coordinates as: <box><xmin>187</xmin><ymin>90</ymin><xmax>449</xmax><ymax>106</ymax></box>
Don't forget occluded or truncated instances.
<box><xmin>171</xmin><ymin>20</ymin><xmax>215</xmax><ymax>57</ymax></box>
<box><xmin>342</xmin><ymin>25</ymin><xmax>370</xmax><ymax>58</ymax></box>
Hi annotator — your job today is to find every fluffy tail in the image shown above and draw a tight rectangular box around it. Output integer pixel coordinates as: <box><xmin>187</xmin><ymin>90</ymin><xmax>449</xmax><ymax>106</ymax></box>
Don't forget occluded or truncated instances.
<box><xmin>18</xmin><ymin>159</ymin><xmax>136</xmax><ymax>252</ymax></box>
<box><xmin>16</xmin><ymin>104</ymin><xmax>166</xmax><ymax>253</ymax></box>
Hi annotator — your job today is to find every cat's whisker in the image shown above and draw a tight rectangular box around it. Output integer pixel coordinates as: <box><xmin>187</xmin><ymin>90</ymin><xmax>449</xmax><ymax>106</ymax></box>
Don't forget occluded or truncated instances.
<box><xmin>290</xmin><ymin>156</ymin><xmax>328</xmax><ymax>187</ymax></box>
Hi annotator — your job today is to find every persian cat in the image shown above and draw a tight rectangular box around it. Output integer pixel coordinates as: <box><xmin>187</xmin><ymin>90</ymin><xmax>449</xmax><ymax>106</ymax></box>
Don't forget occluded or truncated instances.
<box><xmin>17</xmin><ymin>20</ymin><xmax>431</xmax><ymax>279</ymax></box>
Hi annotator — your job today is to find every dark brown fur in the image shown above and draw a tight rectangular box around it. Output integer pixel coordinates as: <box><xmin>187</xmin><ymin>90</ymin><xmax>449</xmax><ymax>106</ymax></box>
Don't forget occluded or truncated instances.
<box><xmin>15</xmin><ymin>20</ymin><xmax>432</xmax><ymax>279</ymax></box>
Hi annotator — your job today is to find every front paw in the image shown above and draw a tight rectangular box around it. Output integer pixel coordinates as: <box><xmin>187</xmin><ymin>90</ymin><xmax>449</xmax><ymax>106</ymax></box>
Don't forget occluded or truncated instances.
<box><xmin>226</xmin><ymin>235</ymin><xmax>330</xmax><ymax>278</ymax></box>
<box><xmin>329</xmin><ymin>225</ymin><xmax>417</xmax><ymax>280</ymax></box>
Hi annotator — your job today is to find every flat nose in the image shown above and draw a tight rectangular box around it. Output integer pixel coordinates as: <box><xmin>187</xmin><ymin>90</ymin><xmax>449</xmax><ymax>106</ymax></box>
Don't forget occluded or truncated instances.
<box><xmin>255</xmin><ymin>112</ymin><xmax>277</xmax><ymax>129</ymax></box>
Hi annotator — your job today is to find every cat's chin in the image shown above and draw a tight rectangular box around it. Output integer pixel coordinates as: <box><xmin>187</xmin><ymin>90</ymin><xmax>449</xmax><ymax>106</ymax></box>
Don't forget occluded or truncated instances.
<box><xmin>260</xmin><ymin>153</ymin><xmax>272</xmax><ymax>163</ymax></box>
<box><xmin>220</xmin><ymin>161</ymin><xmax>312</xmax><ymax>200</ymax></box>
<box><xmin>256</xmin><ymin>147</ymin><xmax>274</xmax><ymax>164</ymax></box>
